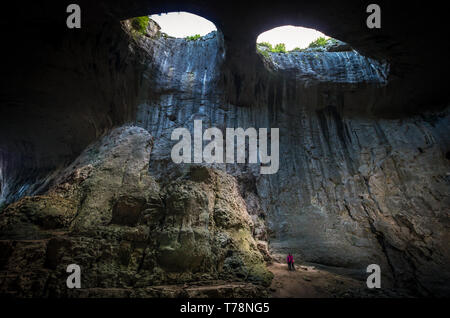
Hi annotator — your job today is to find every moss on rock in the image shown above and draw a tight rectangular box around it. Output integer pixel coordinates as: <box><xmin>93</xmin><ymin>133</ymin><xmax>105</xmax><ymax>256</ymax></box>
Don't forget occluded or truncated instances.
<box><xmin>0</xmin><ymin>127</ymin><xmax>272</xmax><ymax>297</ymax></box>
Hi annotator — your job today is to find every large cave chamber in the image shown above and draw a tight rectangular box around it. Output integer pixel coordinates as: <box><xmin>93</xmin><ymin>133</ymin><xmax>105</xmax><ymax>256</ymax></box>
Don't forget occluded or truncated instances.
<box><xmin>0</xmin><ymin>2</ymin><xmax>449</xmax><ymax>298</ymax></box>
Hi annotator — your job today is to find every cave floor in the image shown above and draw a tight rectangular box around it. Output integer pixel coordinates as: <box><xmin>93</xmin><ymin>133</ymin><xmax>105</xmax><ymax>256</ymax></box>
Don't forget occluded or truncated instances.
<box><xmin>267</xmin><ymin>262</ymin><xmax>413</xmax><ymax>298</ymax></box>
<box><xmin>268</xmin><ymin>262</ymin><xmax>363</xmax><ymax>298</ymax></box>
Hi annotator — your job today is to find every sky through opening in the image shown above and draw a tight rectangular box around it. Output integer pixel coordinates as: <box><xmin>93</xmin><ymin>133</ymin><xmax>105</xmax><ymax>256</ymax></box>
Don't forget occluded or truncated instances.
<box><xmin>149</xmin><ymin>12</ymin><xmax>328</xmax><ymax>50</ymax></box>
<box><xmin>149</xmin><ymin>12</ymin><xmax>217</xmax><ymax>38</ymax></box>
<box><xmin>257</xmin><ymin>26</ymin><xmax>329</xmax><ymax>51</ymax></box>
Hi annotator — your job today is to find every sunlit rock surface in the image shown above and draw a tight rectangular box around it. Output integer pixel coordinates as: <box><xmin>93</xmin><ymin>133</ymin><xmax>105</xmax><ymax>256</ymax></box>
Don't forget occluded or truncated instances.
<box><xmin>267</xmin><ymin>51</ymin><xmax>389</xmax><ymax>84</ymax></box>
<box><xmin>0</xmin><ymin>126</ymin><xmax>272</xmax><ymax>297</ymax></box>
<box><xmin>0</xmin><ymin>13</ymin><xmax>449</xmax><ymax>297</ymax></box>
<box><xmin>133</xmin><ymin>24</ymin><xmax>450</xmax><ymax>296</ymax></box>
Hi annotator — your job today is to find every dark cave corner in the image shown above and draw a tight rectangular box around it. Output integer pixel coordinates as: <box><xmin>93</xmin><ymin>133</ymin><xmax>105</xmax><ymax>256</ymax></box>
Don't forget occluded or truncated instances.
<box><xmin>0</xmin><ymin>1</ymin><xmax>449</xmax><ymax>298</ymax></box>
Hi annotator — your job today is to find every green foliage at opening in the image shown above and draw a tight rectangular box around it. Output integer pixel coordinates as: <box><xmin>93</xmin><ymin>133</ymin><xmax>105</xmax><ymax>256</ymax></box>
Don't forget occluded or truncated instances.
<box><xmin>308</xmin><ymin>36</ymin><xmax>328</xmax><ymax>48</ymax></box>
<box><xmin>273</xmin><ymin>43</ymin><xmax>286</xmax><ymax>53</ymax></box>
<box><xmin>256</xmin><ymin>42</ymin><xmax>288</xmax><ymax>57</ymax></box>
<box><xmin>130</xmin><ymin>16</ymin><xmax>150</xmax><ymax>35</ymax></box>
<box><xmin>328</xmin><ymin>38</ymin><xmax>338</xmax><ymax>45</ymax></box>
<box><xmin>257</xmin><ymin>36</ymin><xmax>339</xmax><ymax>57</ymax></box>
<box><xmin>307</xmin><ymin>37</ymin><xmax>338</xmax><ymax>49</ymax></box>
<box><xmin>258</xmin><ymin>42</ymin><xmax>273</xmax><ymax>50</ymax></box>
<box><xmin>185</xmin><ymin>34</ymin><xmax>202</xmax><ymax>41</ymax></box>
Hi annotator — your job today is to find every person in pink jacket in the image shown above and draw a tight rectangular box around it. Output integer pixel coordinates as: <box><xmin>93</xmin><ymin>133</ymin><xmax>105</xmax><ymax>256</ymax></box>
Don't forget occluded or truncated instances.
<box><xmin>287</xmin><ymin>253</ymin><xmax>295</xmax><ymax>271</ymax></box>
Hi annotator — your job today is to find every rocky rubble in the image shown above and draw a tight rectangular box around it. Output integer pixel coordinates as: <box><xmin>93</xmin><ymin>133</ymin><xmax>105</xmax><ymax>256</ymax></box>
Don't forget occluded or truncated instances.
<box><xmin>0</xmin><ymin>11</ymin><xmax>449</xmax><ymax>298</ymax></box>
<box><xmin>0</xmin><ymin>126</ymin><xmax>272</xmax><ymax>297</ymax></box>
<box><xmin>131</xmin><ymin>20</ymin><xmax>450</xmax><ymax>296</ymax></box>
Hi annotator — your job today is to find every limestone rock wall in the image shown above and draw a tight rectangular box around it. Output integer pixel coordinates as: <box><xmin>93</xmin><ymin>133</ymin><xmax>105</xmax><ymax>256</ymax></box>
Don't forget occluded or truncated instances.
<box><xmin>0</xmin><ymin>16</ymin><xmax>449</xmax><ymax>297</ymax></box>
<box><xmin>0</xmin><ymin>126</ymin><xmax>272</xmax><ymax>297</ymax></box>
<box><xmin>0</xmin><ymin>20</ymin><xmax>149</xmax><ymax>207</ymax></box>
<box><xmin>133</xmin><ymin>27</ymin><xmax>450</xmax><ymax>296</ymax></box>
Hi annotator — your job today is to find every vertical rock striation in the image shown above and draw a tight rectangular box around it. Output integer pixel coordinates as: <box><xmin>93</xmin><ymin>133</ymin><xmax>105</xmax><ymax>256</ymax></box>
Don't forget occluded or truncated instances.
<box><xmin>0</xmin><ymin>126</ymin><xmax>272</xmax><ymax>297</ymax></box>
<box><xmin>133</xmin><ymin>23</ymin><xmax>450</xmax><ymax>296</ymax></box>
<box><xmin>0</xmin><ymin>20</ymin><xmax>149</xmax><ymax>207</ymax></box>
<box><xmin>0</xmin><ymin>16</ymin><xmax>449</xmax><ymax>297</ymax></box>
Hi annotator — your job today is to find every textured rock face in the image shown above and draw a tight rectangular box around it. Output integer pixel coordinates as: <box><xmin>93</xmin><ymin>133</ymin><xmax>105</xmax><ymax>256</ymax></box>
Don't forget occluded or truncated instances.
<box><xmin>2</xmin><ymin>1</ymin><xmax>448</xmax><ymax>201</ymax></box>
<box><xmin>265</xmin><ymin>51</ymin><xmax>388</xmax><ymax>84</ymax></box>
<box><xmin>0</xmin><ymin>126</ymin><xmax>272</xmax><ymax>297</ymax></box>
<box><xmin>103</xmin><ymin>0</ymin><xmax>449</xmax><ymax>117</ymax></box>
<box><xmin>264</xmin><ymin>108</ymin><xmax>450</xmax><ymax>295</ymax></box>
<box><xmin>0</xmin><ymin>4</ymin><xmax>449</xmax><ymax>297</ymax></box>
<box><xmin>0</xmin><ymin>20</ymin><xmax>149</xmax><ymax>207</ymax></box>
<box><xmin>131</xmin><ymin>25</ymin><xmax>450</xmax><ymax>296</ymax></box>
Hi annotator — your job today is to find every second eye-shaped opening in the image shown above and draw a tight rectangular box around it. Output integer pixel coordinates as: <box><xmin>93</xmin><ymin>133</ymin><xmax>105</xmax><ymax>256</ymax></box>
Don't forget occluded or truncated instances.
<box><xmin>256</xmin><ymin>25</ymin><xmax>350</xmax><ymax>54</ymax></box>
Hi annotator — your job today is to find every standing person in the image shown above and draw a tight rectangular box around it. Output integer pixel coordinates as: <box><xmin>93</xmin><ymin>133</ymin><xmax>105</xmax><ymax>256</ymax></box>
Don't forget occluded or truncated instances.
<box><xmin>287</xmin><ymin>253</ymin><xmax>295</xmax><ymax>271</ymax></box>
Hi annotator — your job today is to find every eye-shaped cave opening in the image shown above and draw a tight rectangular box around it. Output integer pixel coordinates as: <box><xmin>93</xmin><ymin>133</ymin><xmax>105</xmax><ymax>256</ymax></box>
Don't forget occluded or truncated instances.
<box><xmin>122</xmin><ymin>11</ymin><xmax>223</xmax><ymax>141</ymax></box>
<box><xmin>254</xmin><ymin>24</ymin><xmax>390</xmax><ymax>88</ymax></box>
<box><xmin>256</xmin><ymin>25</ymin><xmax>347</xmax><ymax>54</ymax></box>
<box><xmin>126</xmin><ymin>11</ymin><xmax>218</xmax><ymax>40</ymax></box>
<box><xmin>149</xmin><ymin>12</ymin><xmax>217</xmax><ymax>38</ymax></box>
<box><xmin>0</xmin><ymin>1</ymin><xmax>449</xmax><ymax>299</ymax></box>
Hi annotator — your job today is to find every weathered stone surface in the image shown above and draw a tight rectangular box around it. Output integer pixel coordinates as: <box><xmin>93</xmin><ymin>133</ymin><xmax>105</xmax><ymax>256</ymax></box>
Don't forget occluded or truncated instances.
<box><xmin>0</xmin><ymin>3</ymin><xmax>449</xmax><ymax>298</ymax></box>
<box><xmin>0</xmin><ymin>126</ymin><xmax>271</xmax><ymax>297</ymax></box>
<box><xmin>132</xmin><ymin>23</ymin><xmax>450</xmax><ymax>296</ymax></box>
<box><xmin>1</xmin><ymin>0</ymin><xmax>449</xmax><ymax>204</ymax></box>
<box><xmin>263</xmin><ymin>107</ymin><xmax>450</xmax><ymax>296</ymax></box>
<box><xmin>0</xmin><ymin>19</ymin><xmax>150</xmax><ymax>206</ymax></box>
